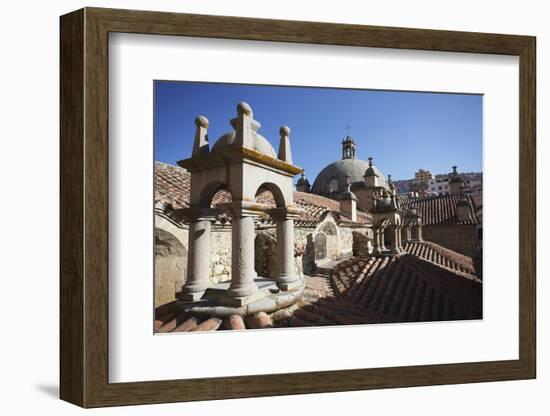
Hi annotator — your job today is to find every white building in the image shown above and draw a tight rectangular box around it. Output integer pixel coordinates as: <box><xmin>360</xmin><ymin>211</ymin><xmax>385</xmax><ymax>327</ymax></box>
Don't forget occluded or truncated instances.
<box><xmin>428</xmin><ymin>176</ymin><xmax>451</xmax><ymax>195</ymax></box>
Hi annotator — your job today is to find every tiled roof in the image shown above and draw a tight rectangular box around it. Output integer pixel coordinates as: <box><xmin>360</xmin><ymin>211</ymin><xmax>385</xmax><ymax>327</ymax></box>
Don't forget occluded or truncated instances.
<box><xmin>155</xmin><ymin>162</ymin><xmax>191</xmax><ymax>209</ymax></box>
<box><xmin>155</xmin><ymin>308</ymin><xmax>274</xmax><ymax>333</ymax></box>
<box><xmin>401</xmin><ymin>194</ymin><xmax>478</xmax><ymax>226</ymax></box>
<box><xmin>155</xmin><ymin>162</ymin><xmax>370</xmax><ymax>225</ymax></box>
<box><xmin>155</xmin><ymin>241</ymin><xmax>482</xmax><ymax>332</ymax></box>
<box><xmin>330</xmin><ymin>243</ymin><xmax>482</xmax><ymax>323</ymax></box>
<box><xmin>293</xmin><ymin>191</ymin><xmax>371</xmax><ymax>225</ymax></box>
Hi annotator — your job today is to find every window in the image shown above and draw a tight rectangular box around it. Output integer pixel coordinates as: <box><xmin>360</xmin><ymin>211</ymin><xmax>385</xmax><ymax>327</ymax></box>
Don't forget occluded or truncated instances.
<box><xmin>328</xmin><ymin>178</ymin><xmax>339</xmax><ymax>193</ymax></box>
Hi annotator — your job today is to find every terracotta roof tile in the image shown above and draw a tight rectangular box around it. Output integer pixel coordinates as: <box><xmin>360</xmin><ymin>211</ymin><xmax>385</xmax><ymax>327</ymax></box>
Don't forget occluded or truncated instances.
<box><xmin>330</xmin><ymin>244</ymin><xmax>481</xmax><ymax>322</ymax></box>
<box><xmin>401</xmin><ymin>194</ymin><xmax>478</xmax><ymax>226</ymax></box>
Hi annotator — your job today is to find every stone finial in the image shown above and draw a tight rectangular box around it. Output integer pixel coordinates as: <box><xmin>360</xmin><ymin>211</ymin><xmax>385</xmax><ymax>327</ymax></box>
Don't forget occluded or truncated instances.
<box><xmin>192</xmin><ymin>115</ymin><xmax>210</xmax><ymax>157</ymax></box>
<box><xmin>234</xmin><ymin>102</ymin><xmax>254</xmax><ymax>148</ymax></box>
<box><xmin>237</xmin><ymin>101</ymin><xmax>253</xmax><ymax>116</ymax></box>
<box><xmin>278</xmin><ymin>125</ymin><xmax>293</xmax><ymax>164</ymax></box>
<box><xmin>195</xmin><ymin>115</ymin><xmax>209</xmax><ymax>128</ymax></box>
<box><xmin>368</xmin><ymin>157</ymin><xmax>373</xmax><ymax>167</ymax></box>
<box><xmin>280</xmin><ymin>125</ymin><xmax>291</xmax><ymax>137</ymax></box>
<box><xmin>452</xmin><ymin>165</ymin><xmax>458</xmax><ymax>174</ymax></box>
<box><xmin>345</xmin><ymin>174</ymin><xmax>352</xmax><ymax>192</ymax></box>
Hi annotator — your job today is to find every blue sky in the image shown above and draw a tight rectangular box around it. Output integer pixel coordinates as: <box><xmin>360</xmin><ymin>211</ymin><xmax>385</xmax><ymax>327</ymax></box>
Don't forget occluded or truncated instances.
<box><xmin>154</xmin><ymin>81</ymin><xmax>482</xmax><ymax>181</ymax></box>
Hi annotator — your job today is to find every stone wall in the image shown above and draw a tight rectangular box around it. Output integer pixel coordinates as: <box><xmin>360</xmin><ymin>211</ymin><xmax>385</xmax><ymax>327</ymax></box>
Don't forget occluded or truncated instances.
<box><xmin>422</xmin><ymin>224</ymin><xmax>480</xmax><ymax>258</ymax></box>
<box><xmin>209</xmin><ymin>228</ymin><xmax>232</xmax><ymax>283</ymax></box>
<box><xmin>338</xmin><ymin>226</ymin><xmax>354</xmax><ymax>258</ymax></box>
<box><xmin>254</xmin><ymin>228</ymin><xmax>306</xmax><ymax>279</ymax></box>
<box><xmin>254</xmin><ymin>229</ymin><xmax>278</xmax><ymax>278</ymax></box>
<box><xmin>295</xmin><ymin>227</ymin><xmax>316</xmax><ymax>274</ymax></box>
<box><xmin>352</xmin><ymin>230</ymin><xmax>373</xmax><ymax>256</ymax></box>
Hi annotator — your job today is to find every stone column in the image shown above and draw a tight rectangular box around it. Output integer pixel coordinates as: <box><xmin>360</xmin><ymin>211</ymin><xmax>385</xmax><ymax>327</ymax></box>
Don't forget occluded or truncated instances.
<box><xmin>227</xmin><ymin>213</ymin><xmax>258</xmax><ymax>297</ymax></box>
<box><xmin>179</xmin><ymin>207</ymin><xmax>217</xmax><ymax>301</ymax></box>
<box><xmin>397</xmin><ymin>224</ymin><xmax>404</xmax><ymax>252</ymax></box>
<box><xmin>416</xmin><ymin>223</ymin><xmax>423</xmax><ymax>241</ymax></box>
<box><xmin>380</xmin><ymin>227</ymin><xmax>387</xmax><ymax>251</ymax></box>
<box><xmin>373</xmin><ymin>228</ymin><xmax>383</xmax><ymax>255</ymax></box>
<box><xmin>403</xmin><ymin>226</ymin><xmax>412</xmax><ymax>243</ymax></box>
<box><xmin>268</xmin><ymin>207</ymin><xmax>303</xmax><ymax>291</ymax></box>
<box><xmin>390</xmin><ymin>226</ymin><xmax>401</xmax><ymax>254</ymax></box>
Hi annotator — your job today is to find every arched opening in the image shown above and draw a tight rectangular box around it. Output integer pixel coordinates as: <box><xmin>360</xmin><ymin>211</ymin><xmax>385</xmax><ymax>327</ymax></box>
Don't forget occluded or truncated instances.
<box><xmin>328</xmin><ymin>177</ymin><xmax>339</xmax><ymax>194</ymax></box>
<box><xmin>154</xmin><ymin>228</ymin><xmax>187</xmax><ymax>309</ymax></box>
<box><xmin>384</xmin><ymin>227</ymin><xmax>392</xmax><ymax>249</ymax></box>
<box><xmin>411</xmin><ymin>224</ymin><xmax>421</xmax><ymax>240</ymax></box>
<box><xmin>254</xmin><ymin>182</ymin><xmax>286</xmax><ymax>207</ymax></box>
<box><xmin>198</xmin><ymin>181</ymin><xmax>232</xmax><ymax>207</ymax></box>
<box><xmin>314</xmin><ymin>232</ymin><xmax>327</xmax><ymax>261</ymax></box>
<box><xmin>320</xmin><ymin>221</ymin><xmax>339</xmax><ymax>260</ymax></box>
<box><xmin>208</xmin><ymin>186</ymin><xmax>233</xmax><ymax>283</ymax></box>
<box><xmin>254</xmin><ymin>231</ymin><xmax>278</xmax><ymax>278</ymax></box>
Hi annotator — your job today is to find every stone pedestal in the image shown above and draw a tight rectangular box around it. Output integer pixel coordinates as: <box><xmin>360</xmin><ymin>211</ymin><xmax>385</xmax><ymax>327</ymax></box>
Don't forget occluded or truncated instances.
<box><xmin>179</xmin><ymin>208</ymin><xmax>218</xmax><ymax>301</ymax></box>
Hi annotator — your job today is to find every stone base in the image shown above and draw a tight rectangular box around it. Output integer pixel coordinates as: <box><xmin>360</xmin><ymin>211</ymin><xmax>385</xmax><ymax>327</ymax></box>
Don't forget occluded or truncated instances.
<box><xmin>175</xmin><ymin>281</ymin><xmax>305</xmax><ymax>320</ymax></box>
<box><xmin>180</xmin><ymin>291</ymin><xmax>205</xmax><ymax>301</ymax></box>
<box><xmin>217</xmin><ymin>290</ymin><xmax>267</xmax><ymax>307</ymax></box>
<box><xmin>277</xmin><ymin>278</ymin><xmax>304</xmax><ymax>291</ymax></box>
<box><xmin>205</xmin><ymin>278</ymin><xmax>278</xmax><ymax>307</ymax></box>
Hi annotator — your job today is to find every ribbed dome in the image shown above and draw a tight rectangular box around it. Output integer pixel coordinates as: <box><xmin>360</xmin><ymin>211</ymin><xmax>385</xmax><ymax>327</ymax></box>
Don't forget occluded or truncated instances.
<box><xmin>211</xmin><ymin>130</ymin><xmax>277</xmax><ymax>158</ymax></box>
<box><xmin>311</xmin><ymin>158</ymin><xmax>388</xmax><ymax>195</ymax></box>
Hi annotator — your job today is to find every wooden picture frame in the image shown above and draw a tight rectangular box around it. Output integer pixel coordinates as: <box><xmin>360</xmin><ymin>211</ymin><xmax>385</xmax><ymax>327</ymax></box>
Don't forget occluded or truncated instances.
<box><xmin>60</xmin><ymin>7</ymin><xmax>536</xmax><ymax>408</ymax></box>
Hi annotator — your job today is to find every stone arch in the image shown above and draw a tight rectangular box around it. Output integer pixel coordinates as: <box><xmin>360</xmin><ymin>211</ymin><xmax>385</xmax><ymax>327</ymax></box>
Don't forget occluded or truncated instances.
<box><xmin>314</xmin><ymin>215</ymin><xmax>340</xmax><ymax>261</ymax></box>
<box><xmin>154</xmin><ymin>218</ymin><xmax>188</xmax><ymax>309</ymax></box>
<box><xmin>254</xmin><ymin>182</ymin><xmax>286</xmax><ymax>208</ymax></box>
<box><xmin>321</xmin><ymin>221</ymin><xmax>338</xmax><ymax>236</ymax></box>
<box><xmin>198</xmin><ymin>180</ymin><xmax>232</xmax><ymax>207</ymax></box>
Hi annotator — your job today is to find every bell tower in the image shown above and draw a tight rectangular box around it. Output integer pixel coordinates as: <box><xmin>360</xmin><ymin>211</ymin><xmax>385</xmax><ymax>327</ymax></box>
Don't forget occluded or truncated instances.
<box><xmin>341</xmin><ymin>124</ymin><xmax>356</xmax><ymax>159</ymax></box>
<box><xmin>341</xmin><ymin>136</ymin><xmax>356</xmax><ymax>159</ymax></box>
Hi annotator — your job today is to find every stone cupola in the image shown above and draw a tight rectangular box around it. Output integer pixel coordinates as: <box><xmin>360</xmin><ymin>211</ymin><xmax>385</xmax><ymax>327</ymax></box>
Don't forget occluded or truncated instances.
<box><xmin>177</xmin><ymin>101</ymin><xmax>304</xmax><ymax>305</ymax></box>
<box><xmin>364</xmin><ymin>157</ymin><xmax>381</xmax><ymax>188</ymax></box>
<box><xmin>342</xmin><ymin>135</ymin><xmax>356</xmax><ymax>159</ymax></box>
<box><xmin>296</xmin><ymin>171</ymin><xmax>311</xmax><ymax>192</ymax></box>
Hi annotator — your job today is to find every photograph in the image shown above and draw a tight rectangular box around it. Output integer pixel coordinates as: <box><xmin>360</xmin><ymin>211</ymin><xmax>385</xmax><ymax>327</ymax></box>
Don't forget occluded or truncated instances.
<box><xmin>153</xmin><ymin>81</ymin><xmax>483</xmax><ymax>333</ymax></box>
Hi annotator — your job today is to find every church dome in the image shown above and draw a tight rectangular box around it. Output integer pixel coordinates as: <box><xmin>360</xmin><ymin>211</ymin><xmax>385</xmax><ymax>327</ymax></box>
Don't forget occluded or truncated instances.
<box><xmin>211</xmin><ymin>130</ymin><xmax>277</xmax><ymax>158</ymax></box>
<box><xmin>311</xmin><ymin>158</ymin><xmax>387</xmax><ymax>195</ymax></box>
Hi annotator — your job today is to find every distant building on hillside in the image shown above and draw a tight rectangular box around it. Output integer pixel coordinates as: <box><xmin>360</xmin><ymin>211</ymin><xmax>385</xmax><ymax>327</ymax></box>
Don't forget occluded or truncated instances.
<box><xmin>428</xmin><ymin>167</ymin><xmax>483</xmax><ymax>196</ymax></box>
<box><xmin>415</xmin><ymin>169</ymin><xmax>434</xmax><ymax>182</ymax></box>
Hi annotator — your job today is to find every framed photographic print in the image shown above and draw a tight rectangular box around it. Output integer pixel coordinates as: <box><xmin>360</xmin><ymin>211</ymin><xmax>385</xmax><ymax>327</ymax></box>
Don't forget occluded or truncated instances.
<box><xmin>60</xmin><ymin>7</ymin><xmax>536</xmax><ymax>408</ymax></box>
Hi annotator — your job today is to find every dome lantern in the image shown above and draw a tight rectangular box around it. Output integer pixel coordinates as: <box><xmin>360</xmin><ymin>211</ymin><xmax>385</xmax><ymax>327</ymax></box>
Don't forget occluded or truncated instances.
<box><xmin>341</xmin><ymin>135</ymin><xmax>356</xmax><ymax>160</ymax></box>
